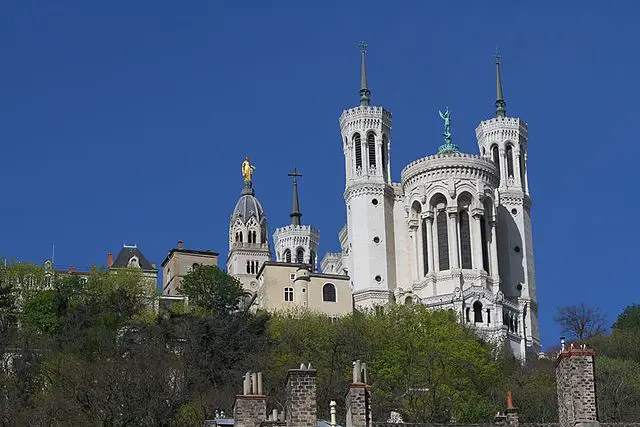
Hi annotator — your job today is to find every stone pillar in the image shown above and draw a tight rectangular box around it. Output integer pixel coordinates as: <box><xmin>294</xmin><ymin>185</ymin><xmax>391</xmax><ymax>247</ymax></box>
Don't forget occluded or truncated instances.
<box><xmin>471</xmin><ymin>209</ymin><xmax>483</xmax><ymax>272</ymax></box>
<box><xmin>556</xmin><ymin>347</ymin><xmax>600</xmax><ymax>427</ymax></box>
<box><xmin>416</xmin><ymin>219</ymin><xmax>425</xmax><ymax>278</ymax></box>
<box><xmin>234</xmin><ymin>371</ymin><xmax>267</xmax><ymax>427</ymax></box>
<box><xmin>499</xmin><ymin>148</ymin><xmax>507</xmax><ymax>186</ymax></box>
<box><xmin>514</xmin><ymin>149</ymin><xmax>522</xmax><ymax>186</ymax></box>
<box><xmin>489</xmin><ymin>218</ymin><xmax>500</xmax><ymax>291</ymax></box>
<box><xmin>522</xmin><ymin>152</ymin><xmax>529</xmax><ymax>193</ymax></box>
<box><xmin>286</xmin><ymin>363</ymin><xmax>317</xmax><ymax>427</ymax></box>
<box><xmin>447</xmin><ymin>207</ymin><xmax>460</xmax><ymax>269</ymax></box>
<box><xmin>346</xmin><ymin>360</ymin><xmax>372</xmax><ymax>427</ymax></box>
<box><xmin>425</xmin><ymin>213</ymin><xmax>435</xmax><ymax>274</ymax></box>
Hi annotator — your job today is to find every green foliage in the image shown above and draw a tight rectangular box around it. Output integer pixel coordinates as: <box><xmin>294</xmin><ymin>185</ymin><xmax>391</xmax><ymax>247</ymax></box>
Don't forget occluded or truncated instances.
<box><xmin>181</xmin><ymin>265</ymin><xmax>246</xmax><ymax>313</ymax></box>
<box><xmin>596</xmin><ymin>356</ymin><xmax>640</xmax><ymax>421</ymax></box>
<box><xmin>613</xmin><ymin>304</ymin><xmax>640</xmax><ymax>331</ymax></box>
<box><xmin>22</xmin><ymin>290</ymin><xmax>57</xmax><ymax>335</ymax></box>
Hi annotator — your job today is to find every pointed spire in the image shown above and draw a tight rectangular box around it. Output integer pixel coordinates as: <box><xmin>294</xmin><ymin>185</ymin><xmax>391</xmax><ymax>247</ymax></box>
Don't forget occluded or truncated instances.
<box><xmin>494</xmin><ymin>50</ymin><xmax>507</xmax><ymax>118</ymax></box>
<box><xmin>288</xmin><ymin>166</ymin><xmax>303</xmax><ymax>226</ymax></box>
<box><xmin>358</xmin><ymin>41</ymin><xmax>371</xmax><ymax>106</ymax></box>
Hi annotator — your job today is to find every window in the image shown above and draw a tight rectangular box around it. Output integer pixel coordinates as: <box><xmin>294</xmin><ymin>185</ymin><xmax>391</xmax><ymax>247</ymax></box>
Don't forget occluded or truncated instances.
<box><xmin>253</xmin><ymin>230</ymin><xmax>257</xmax><ymax>243</ymax></box>
<box><xmin>296</xmin><ymin>248</ymin><xmax>305</xmax><ymax>264</ymax></box>
<box><xmin>367</xmin><ymin>133</ymin><xmax>376</xmax><ymax>168</ymax></box>
<box><xmin>192</xmin><ymin>263</ymin><xmax>199</xmax><ymax>271</ymax></box>
<box><xmin>248</xmin><ymin>232</ymin><xmax>252</xmax><ymax>243</ymax></box>
<box><xmin>353</xmin><ymin>133</ymin><xmax>362</xmax><ymax>169</ymax></box>
<box><xmin>239</xmin><ymin>231</ymin><xmax>243</xmax><ymax>243</ymax></box>
<box><xmin>309</xmin><ymin>250</ymin><xmax>316</xmax><ymax>270</ymax></box>
<box><xmin>284</xmin><ymin>287</ymin><xmax>294</xmax><ymax>302</ymax></box>
<box><xmin>284</xmin><ymin>249</ymin><xmax>291</xmax><ymax>263</ymax></box>
<box><xmin>322</xmin><ymin>283</ymin><xmax>336</xmax><ymax>302</ymax></box>
<box><xmin>421</xmin><ymin>218</ymin><xmax>429</xmax><ymax>275</ymax></box>
<box><xmin>480</xmin><ymin>215</ymin><xmax>490</xmax><ymax>273</ymax></box>
<box><xmin>436</xmin><ymin>210</ymin><xmax>449</xmax><ymax>270</ymax></box>
<box><xmin>506</xmin><ymin>145</ymin><xmax>514</xmax><ymax>178</ymax></box>
<box><xmin>382</xmin><ymin>135</ymin><xmax>389</xmax><ymax>181</ymax></box>
<box><xmin>519</xmin><ymin>148</ymin><xmax>526</xmax><ymax>186</ymax></box>
<box><xmin>473</xmin><ymin>301</ymin><xmax>483</xmax><ymax>323</ymax></box>
<box><xmin>491</xmin><ymin>145</ymin><xmax>500</xmax><ymax>180</ymax></box>
<box><xmin>459</xmin><ymin>210</ymin><xmax>472</xmax><ymax>269</ymax></box>
<box><xmin>246</xmin><ymin>260</ymin><xmax>250</xmax><ymax>273</ymax></box>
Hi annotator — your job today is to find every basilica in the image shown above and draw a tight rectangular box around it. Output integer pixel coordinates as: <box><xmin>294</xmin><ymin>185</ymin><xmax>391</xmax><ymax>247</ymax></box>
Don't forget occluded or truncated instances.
<box><xmin>222</xmin><ymin>46</ymin><xmax>540</xmax><ymax>357</ymax></box>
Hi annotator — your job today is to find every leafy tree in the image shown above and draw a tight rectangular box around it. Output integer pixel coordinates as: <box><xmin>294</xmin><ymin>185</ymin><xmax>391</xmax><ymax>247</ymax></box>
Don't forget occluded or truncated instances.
<box><xmin>596</xmin><ymin>356</ymin><xmax>640</xmax><ymax>421</ymax></box>
<box><xmin>181</xmin><ymin>265</ymin><xmax>246</xmax><ymax>313</ymax></box>
<box><xmin>612</xmin><ymin>304</ymin><xmax>640</xmax><ymax>331</ymax></box>
<box><xmin>554</xmin><ymin>303</ymin><xmax>606</xmax><ymax>341</ymax></box>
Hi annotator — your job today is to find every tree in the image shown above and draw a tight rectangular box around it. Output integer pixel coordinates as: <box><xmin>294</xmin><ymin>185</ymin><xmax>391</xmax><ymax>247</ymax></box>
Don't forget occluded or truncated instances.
<box><xmin>596</xmin><ymin>356</ymin><xmax>640</xmax><ymax>422</ymax></box>
<box><xmin>554</xmin><ymin>303</ymin><xmax>606</xmax><ymax>341</ymax></box>
<box><xmin>613</xmin><ymin>304</ymin><xmax>640</xmax><ymax>331</ymax></box>
<box><xmin>181</xmin><ymin>265</ymin><xmax>246</xmax><ymax>313</ymax></box>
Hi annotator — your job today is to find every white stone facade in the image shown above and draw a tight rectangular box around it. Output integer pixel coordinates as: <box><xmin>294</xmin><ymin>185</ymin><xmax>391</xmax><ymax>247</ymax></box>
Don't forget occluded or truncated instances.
<box><xmin>322</xmin><ymin>66</ymin><xmax>541</xmax><ymax>357</ymax></box>
<box><xmin>273</xmin><ymin>224</ymin><xmax>320</xmax><ymax>270</ymax></box>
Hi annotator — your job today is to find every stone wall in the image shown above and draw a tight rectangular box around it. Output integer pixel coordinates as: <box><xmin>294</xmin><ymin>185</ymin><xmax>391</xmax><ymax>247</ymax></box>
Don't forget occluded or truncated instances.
<box><xmin>556</xmin><ymin>348</ymin><xmax>598</xmax><ymax>427</ymax></box>
<box><xmin>285</xmin><ymin>364</ymin><xmax>316</xmax><ymax>427</ymax></box>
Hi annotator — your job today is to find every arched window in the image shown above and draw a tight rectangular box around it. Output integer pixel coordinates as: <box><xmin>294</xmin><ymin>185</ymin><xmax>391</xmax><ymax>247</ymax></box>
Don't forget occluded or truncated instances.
<box><xmin>322</xmin><ymin>283</ymin><xmax>336</xmax><ymax>302</ymax></box>
<box><xmin>192</xmin><ymin>263</ymin><xmax>199</xmax><ymax>271</ymax></box>
<box><xmin>239</xmin><ymin>231</ymin><xmax>243</xmax><ymax>243</ymax></box>
<box><xmin>480</xmin><ymin>215</ymin><xmax>490</xmax><ymax>273</ymax></box>
<box><xmin>421</xmin><ymin>218</ymin><xmax>429</xmax><ymax>275</ymax></box>
<box><xmin>253</xmin><ymin>230</ymin><xmax>257</xmax><ymax>244</ymax></box>
<box><xmin>246</xmin><ymin>260</ymin><xmax>250</xmax><ymax>273</ymax></box>
<box><xmin>506</xmin><ymin>145</ymin><xmax>514</xmax><ymax>178</ymax></box>
<box><xmin>405</xmin><ymin>296</ymin><xmax>412</xmax><ymax>305</ymax></box>
<box><xmin>367</xmin><ymin>133</ymin><xmax>376</xmax><ymax>168</ymax></box>
<box><xmin>296</xmin><ymin>248</ymin><xmax>305</xmax><ymax>264</ymax></box>
<box><xmin>284</xmin><ymin>287</ymin><xmax>294</xmax><ymax>302</ymax></box>
<box><xmin>247</xmin><ymin>232</ymin><xmax>252</xmax><ymax>243</ymax></box>
<box><xmin>382</xmin><ymin>135</ymin><xmax>389</xmax><ymax>182</ymax></box>
<box><xmin>519</xmin><ymin>148</ymin><xmax>526</xmax><ymax>186</ymax></box>
<box><xmin>353</xmin><ymin>133</ymin><xmax>362</xmax><ymax>169</ymax></box>
<box><xmin>473</xmin><ymin>301</ymin><xmax>483</xmax><ymax>323</ymax></box>
<box><xmin>491</xmin><ymin>145</ymin><xmax>500</xmax><ymax>180</ymax></box>
<box><xmin>284</xmin><ymin>249</ymin><xmax>291</xmax><ymax>263</ymax></box>
<box><xmin>459</xmin><ymin>210</ymin><xmax>472</xmax><ymax>269</ymax></box>
<box><xmin>309</xmin><ymin>250</ymin><xmax>316</xmax><ymax>270</ymax></box>
<box><xmin>436</xmin><ymin>209</ymin><xmax>449</xmax><ymax>270</ymax></box>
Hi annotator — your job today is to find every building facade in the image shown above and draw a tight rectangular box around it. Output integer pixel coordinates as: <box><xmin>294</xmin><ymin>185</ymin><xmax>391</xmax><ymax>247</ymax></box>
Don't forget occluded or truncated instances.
<box><xmin>161</xmin><ymin>240</ymin><xmax>219</xmax><ymax>296</ymax></box>
<box><xmin>320</xmin><ymin>48</ymin><xmax>540</xmax><ymax>356</ymax></box>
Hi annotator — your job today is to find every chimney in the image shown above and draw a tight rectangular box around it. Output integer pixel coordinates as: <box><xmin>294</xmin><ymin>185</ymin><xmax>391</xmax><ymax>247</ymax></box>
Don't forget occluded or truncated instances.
<box><xmin>346</xmin><ymin>360</ymin><xmax>372</xmax><ymax>427</ymax></box>
<box><xmin>556</xmin><ymin>345</ymin><xmax>600</xmax><ymax>427</ymax></box>
<box><xmin>505</xmin><ymin>391</ymin><xmax>519</xmax><ymax>427</ymax></box>
<box><xmin>67</xmin><ymin>267</ymin><xmax>76</xmax><ymax>274</ymax></box>
<box><xmin>233</xmin><ymin>371</ymin><xmax>266</xmax><ymax>427</ymax></box>
<box><xmin>286</xmin><ymin>363</ymin><xmax>317</xmax><ymax>427</ymax></box>
<box><xmin>107</xmin><ymin>252</ymin><xmax>113</xmax><ymax>268</ymax></box>
<box><xmin>177</xmin><ymin>240</ymin><xmax>184</xmax><ymax>249</ymax></box>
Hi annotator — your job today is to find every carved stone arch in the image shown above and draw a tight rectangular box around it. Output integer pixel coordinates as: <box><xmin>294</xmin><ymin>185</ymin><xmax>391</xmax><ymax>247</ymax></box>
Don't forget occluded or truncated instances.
<box><xmin>410</xmin><ymin>199</ymin><xmax>422</xmax><ymax>220</ymax></box>
<box><xmin>457</xmin><ymin>191</ymin><xmax>474</xmax><ymax>209</ymax></box>
<box><xmin>429</xmin><ymin>192</ymin><xmax>448</xmax><ymax>211</ymax></box>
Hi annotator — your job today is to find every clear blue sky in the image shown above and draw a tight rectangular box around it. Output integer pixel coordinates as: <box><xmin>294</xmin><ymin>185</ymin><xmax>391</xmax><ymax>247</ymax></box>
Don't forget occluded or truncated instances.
<box><xmin>1</xmin><ymin>1</ymin><xmax>638</xmax><ymax>349</ymax></box>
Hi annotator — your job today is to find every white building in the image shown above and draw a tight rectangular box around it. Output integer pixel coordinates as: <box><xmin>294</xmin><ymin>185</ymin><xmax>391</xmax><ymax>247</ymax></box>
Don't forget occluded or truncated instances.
<box><xmin>320</xmin><ymin>46</ymin><xmax>540</xmax><ymax>357</ymax></box>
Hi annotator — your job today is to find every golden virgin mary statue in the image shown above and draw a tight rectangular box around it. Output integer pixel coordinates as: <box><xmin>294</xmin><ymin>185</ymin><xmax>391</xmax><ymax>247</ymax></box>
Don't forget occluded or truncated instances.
<box><xmin>241</xmin><ymin>157</ymin><xmax>255</xmax><ymax>183</ymax></box>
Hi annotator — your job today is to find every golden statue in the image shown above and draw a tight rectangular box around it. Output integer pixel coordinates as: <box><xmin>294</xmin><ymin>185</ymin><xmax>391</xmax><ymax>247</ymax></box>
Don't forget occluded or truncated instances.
<box><xmin>241</xmin><ymin>156</ymin><xmax>255</xmax><ymax>182</ymax></box>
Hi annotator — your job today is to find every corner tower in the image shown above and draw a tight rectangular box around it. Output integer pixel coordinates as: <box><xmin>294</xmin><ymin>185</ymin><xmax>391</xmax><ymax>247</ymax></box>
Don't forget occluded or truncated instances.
<box><xmin>273</xmin><ymin>167</ymin><xmax>320</xmax><ymax>269</ymax></box>
<box><xmin>340</xmin><ymin>43</ymin><xmax>395</xmax><ymax>309</ymax></box>
<box><xmin>227</xmin><ymin>157</ymin><xmax>272</xmax><ymax>295</ymax></box>
<box><xmin>475</xmin><ymin>54</ymin><xmax>540</xmax><ymax>352</ymax></box>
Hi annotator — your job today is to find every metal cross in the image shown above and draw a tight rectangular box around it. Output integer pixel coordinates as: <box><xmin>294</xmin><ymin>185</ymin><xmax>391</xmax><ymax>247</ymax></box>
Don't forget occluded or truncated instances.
<box><xmin>494</xmin><ymin>47</ymin><xmax>502</xmax><ymax>64</ymax></box>
<box><xmin>288</xmin><ymin>166</ymin><xmax>302</xmax><ymax>184</ymax></box>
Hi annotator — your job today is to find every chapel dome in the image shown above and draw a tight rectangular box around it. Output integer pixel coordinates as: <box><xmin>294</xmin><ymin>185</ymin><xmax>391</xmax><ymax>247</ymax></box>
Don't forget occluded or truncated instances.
<box><xmin>231</xmin><ymin>183</ymin><xmax>266</xmax><ymax>226</ymax></box>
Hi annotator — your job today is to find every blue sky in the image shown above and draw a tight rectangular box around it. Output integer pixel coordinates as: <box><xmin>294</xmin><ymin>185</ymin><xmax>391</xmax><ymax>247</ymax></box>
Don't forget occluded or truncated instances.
<box><xmin>1</xmin><ymin>1</ymin><xmax>638</xmax><ymax>349</ymax></box>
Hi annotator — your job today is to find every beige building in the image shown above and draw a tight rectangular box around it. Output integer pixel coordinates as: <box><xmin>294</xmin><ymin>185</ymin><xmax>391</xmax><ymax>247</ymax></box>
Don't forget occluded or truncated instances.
<box><xmin>161</xmin><ymin>240</ymin><xmax>219</xmax><ymax>296</ymax></box>
<box><xmin>256</xmin><ymin>262</ymin><xmax>352</xmax><ymax>317</ymax></box>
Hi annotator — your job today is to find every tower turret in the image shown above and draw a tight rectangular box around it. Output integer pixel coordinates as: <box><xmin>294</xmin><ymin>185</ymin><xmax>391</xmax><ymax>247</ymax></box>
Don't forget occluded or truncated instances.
<box><xmin>273</xmin><ymin>167</ymin><xmax>320</xmax><ymax>270</ymax></box>
<box><xmin>227</xmin><ymin>157</ymin><xmax>272</xmax><ymax>295</ymax></box>
<box><xmin>340</xmin><ymin>43</ymin><xmax>396</xmax><ymax>309</ymax></box>
<box><xmin>475</xmin><ymin>54</ymin><xmax>540</xmax><ymax>352</ymax></box>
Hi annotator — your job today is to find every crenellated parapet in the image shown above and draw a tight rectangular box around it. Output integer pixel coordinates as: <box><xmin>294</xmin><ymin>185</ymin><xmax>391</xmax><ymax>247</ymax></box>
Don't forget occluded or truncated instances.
<box><xmin>339</xmin><ymin>105</ymin><xmax>392</xmax><ymax>134</ymax></box>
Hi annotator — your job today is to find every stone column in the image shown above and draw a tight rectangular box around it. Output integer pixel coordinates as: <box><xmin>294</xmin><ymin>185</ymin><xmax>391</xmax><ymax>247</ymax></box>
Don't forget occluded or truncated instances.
<box><xmin>425</xmin><ymin>212</ymin><xmax>435</xmax><ymax>274</ymax></box>
<box><xmin>489</xmin><ymin>218</ymin><xmax>500</xmax><ymax>292</ymax></box>
<box><xmin>416</xmin><ymin>219</ymin><xmax>424</xmax><ymax>278</ymax></box>
<box><xmin>499</xmin><ymin>148</ymin><xmax>507</xmax><ymax>186</ymax></box>
<box><xmin>514</xmin><ymin>148</ymin><xmax>522</xmax><ymax>187</ymax></box>
<box><xmin>447</xmin><ymin>207</ymin><xmax>460</xmax><ymax>269</ymax></box>
<box><xmin>471</xmin><ymin>208</ymin><xmax>484</xmax><ymax>272</ymax></box>
<box><xmin>556</xmin><ymin>347</ymin><xmax>600</xmax><ymax>427</ymax></box>
<box><xmin>523</xmin><ymin>152</ymin><xmax>530</xmax><ymax>193</ymax></box>
<box><xmin>286</xmin><ymin>364</ymin><xmax>317</xmax><ymax>427</ymax></box>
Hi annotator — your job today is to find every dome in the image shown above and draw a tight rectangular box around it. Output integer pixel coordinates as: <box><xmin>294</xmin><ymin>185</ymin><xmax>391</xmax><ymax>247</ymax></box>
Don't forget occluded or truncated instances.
<box><xmin>231</xmin><ymin>183</ymin><xmax>266</xmax><ymax>226</ymax></box>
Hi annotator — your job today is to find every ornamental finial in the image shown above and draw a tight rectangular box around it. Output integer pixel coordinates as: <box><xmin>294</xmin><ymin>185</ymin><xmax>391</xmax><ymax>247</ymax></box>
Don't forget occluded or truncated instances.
<box><xmin>494</xmin><ymin>49</ymin><xmax>507</xmax><ymax>118</ymax></box>
<box><xmin>438</xmin><ymin>107</ymin><xmax>459</xmax><ymax>154</ymax></box>
<box><xmin>358</xmin><ymin>41</ymin><xmax>371</xmax><ymax>106</ymax></box>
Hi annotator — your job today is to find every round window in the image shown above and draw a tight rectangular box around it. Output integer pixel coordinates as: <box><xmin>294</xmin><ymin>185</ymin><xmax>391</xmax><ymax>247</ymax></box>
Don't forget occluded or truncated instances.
<box><xmin>372</xmin><ymin>198</ymin><xmax>379</xmax><ymax>206</ymax></box>
<box><xmin>373</xmin><ymin>236</ymin><xmax>380</xmax><ymax>244</ymax></box>
<box><xmin>375</xmin><ymin>275</ymin><xmax>382</xmax><ymax>283</ymax></box>
<box><xmin>511</xmin><ymin>208</ymin><xmax>518</xmax><ymax>215</ymax></box>
<box><xmin>514</xmin><ymin>246</ymin><xmax>521</xmax><ymax>253</ymax></box>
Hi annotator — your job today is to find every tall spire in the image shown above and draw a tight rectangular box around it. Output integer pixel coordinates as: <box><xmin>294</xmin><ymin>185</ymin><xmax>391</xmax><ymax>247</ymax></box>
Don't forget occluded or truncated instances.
<box><xmin>288</xmin><ymin>166</ymin><xmax>303</xmax><ymax>226</ymax></box>
<box><xmin>495</xmin><ymin>50</ymin><xmax>507</xmax><ymax>118</ymax></box>
<box><xmin>358</xmin><ymin>41</ymin><xmax>371</xmax><ymax>106</ymax></box>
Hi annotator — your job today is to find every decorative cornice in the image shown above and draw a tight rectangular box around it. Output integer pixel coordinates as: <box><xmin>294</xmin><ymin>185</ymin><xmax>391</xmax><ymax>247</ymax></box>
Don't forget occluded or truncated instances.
<box><xmin>344</xmin><ymin>182</ymin><xmax>393</xmax><ymax>202</ymax></box>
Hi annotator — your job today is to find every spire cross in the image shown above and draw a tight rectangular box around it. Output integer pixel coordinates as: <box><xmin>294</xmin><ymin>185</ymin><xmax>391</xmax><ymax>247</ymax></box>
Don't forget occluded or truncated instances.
<box><xmin>288</xmin><ymin>166</ymin><xmax>303</xmax><ymax>182</ymax></box>
<box><xmin>288</xmin><ymin>166</ymin><xmax>303</xmax><ymax>226</ymax></box>
<box><xmin>494</xmin><ymin>48</ymin><xmax>502</xmax><ymax>64</ymax></box>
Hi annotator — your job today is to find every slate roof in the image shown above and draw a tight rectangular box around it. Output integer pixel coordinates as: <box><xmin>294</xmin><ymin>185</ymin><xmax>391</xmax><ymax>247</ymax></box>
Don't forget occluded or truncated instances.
<box><xmin>111</xmin><ymin>246</ymin><xmax>155</xmax><ymax>271</ymax></box>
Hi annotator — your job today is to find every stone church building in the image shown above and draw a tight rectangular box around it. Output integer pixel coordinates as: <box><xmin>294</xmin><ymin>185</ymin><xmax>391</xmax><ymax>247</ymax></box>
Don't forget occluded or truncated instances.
<box><xmin>224</xmin><ymin>47</ymin><xmax>540</xmax><ymax>358</ymax></box>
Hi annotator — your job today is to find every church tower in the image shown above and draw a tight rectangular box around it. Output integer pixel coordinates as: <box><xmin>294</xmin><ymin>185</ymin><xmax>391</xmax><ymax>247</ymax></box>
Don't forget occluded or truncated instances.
<box><xmin>475</xmin><ymin>55</ymin><xmax>540</xmax><ymax>351</ymax></box>
<box><xmin>227</xmin><ymin>158</ymin><xmax>272</xmax><ymax>295</ymax></box>
<box><xmin>273</xmin><ymin>167</ymin><xmax>320</xmax><ymax>269</ymax></box>
<box><xmin>340</xmin><ymin>43</ymin><xmax>395</xmax><ymax>309</ymax></box>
